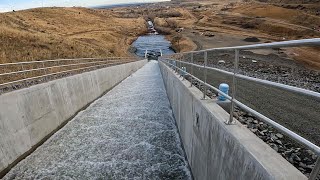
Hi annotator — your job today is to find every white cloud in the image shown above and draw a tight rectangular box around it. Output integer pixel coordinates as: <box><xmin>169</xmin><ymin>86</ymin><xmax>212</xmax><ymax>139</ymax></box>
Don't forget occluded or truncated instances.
<box><xmin>0</xmin><ymin>5</ymin><xmax>11</xmax><ymax>12</ymax></box>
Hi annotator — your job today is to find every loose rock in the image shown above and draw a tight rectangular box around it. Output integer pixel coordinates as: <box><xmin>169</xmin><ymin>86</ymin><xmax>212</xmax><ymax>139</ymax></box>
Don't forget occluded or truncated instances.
<box><xmin>276</xmin><ymin>133</ymin><xmax>284</xmax><ymax>139</ymax></box>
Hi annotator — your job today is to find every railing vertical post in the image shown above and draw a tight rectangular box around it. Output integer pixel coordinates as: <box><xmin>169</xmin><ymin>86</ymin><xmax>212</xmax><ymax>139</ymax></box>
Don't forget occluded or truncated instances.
<box><xmin>203</xmin><ymin>51</ymin><xmax>207</xmax><ymax>99</ymax></box>
<box><xmin>42</xmin><ymin>62</ymin><xmax>48</xmax><ymax>82</ymax></box>
<box><xmin>179</xmin><ymin>54</ymin><xmax>184</xmax><ymax>77</ymax></box>
<box><xmin>190</xmin><ymin>53</ymin><xmax>194</xmax><ymax>87</ymax></box>
<box><xmin>309</xmin><ymin>157</ymin><xmax>320</xmax><ymax>180</ymax></box>
<box><xmin>144</xmin><ymin>50</ymin><xmax>148</xmax><ymax>59</ymax></box>
<box><xmin>175</xmin><ymin>54</ymin><xmax>178</xmax><ymax>73</ymax></box>
<box><xmin>21</xmin><ymin>64</ymin><xmax>27</xmax><ymax>79</ymax></box>
<box><xmin>227</xmin><ymin>49</ymin><xmax>239</xmax><ymax>124</ymax></box>
<box><xmin>21</xmin><ymin>64</ymin><xmax>28</xmax><ymax>87</ymax></box>
<box><xmin>179</xmin><ymin>54</ymin><xmax>182</xmax><ymax>76</ymax></box>
<box><xmin>181</xmin><ymin>54</ymin><xmax>186</xmax><ymax>80</ymax></box>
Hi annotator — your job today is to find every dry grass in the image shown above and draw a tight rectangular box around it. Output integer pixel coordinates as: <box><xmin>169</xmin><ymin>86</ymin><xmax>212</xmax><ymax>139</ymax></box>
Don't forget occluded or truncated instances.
<box><xmin>152</xmin><ymin>8</ymin><xmax>198</xmax><ymax>52</ymax></box>
<box><xmin>232</xmin><ymin>4</ymin><xmax>320</xmax><ymax>35</ymax></box>
<box><xmin>0</xmin><ymin>7</ymin><xmax>146</xmax><ymax>64</ymax></box>
<box><xmin>170</xmin><ymin>35</ymin><xmax>197</xmax><ymax>52</ymax></box>
<box><xmin>153</xmin><ymin>1</ymin><xmax>320</xmax><ymax>69</ymax></box>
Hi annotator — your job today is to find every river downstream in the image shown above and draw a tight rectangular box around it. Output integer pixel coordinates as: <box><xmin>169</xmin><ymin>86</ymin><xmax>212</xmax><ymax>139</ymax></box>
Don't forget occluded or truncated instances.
<box><xmin>132</xmin><ymin>21</ymin><xmax>175</xmax><ymax>58</ymax></box>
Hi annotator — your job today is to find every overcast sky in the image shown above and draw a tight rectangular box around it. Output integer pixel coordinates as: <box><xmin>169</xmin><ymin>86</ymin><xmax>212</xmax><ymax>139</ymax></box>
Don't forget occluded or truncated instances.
<box><xmin>0</xmin><ymin>0</ymin><xmax>168</xmax><ymax>12</ymax></box>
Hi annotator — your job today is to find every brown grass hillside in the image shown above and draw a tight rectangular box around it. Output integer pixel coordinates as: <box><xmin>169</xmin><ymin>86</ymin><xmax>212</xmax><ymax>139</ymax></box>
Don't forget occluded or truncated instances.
<box><xmin>0</xmin><ymin>7</ymin><xmax>146</xmax><ymax>64</ymax></box>
<box><xmin>232</xmin><ymin>4</ymin><xmax>320</xmax><ymax>30</ymax></box>
<box><xmin>150</xmin><ymin>1</ymin><xmax>320</xmax><ymax>68</ymax></box>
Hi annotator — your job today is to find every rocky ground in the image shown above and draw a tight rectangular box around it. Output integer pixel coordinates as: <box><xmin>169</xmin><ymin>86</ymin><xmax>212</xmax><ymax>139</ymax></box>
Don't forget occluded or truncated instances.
<box><xmin>185</xmin><ymin>50</ymin><xmax>320</xmax><ymax>93</ymax></box>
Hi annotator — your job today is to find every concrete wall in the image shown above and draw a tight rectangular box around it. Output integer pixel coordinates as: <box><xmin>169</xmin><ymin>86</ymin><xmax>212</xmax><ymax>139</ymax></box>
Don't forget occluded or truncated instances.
<box><xmin>0</xmin><ymin>60</ymin><xmax>147</xmax><ymax>175</ymax></box>
<box><xmin>159</xmin><ymin>62</ymin><xmax>306</xmax><ymax>180</ymax></box>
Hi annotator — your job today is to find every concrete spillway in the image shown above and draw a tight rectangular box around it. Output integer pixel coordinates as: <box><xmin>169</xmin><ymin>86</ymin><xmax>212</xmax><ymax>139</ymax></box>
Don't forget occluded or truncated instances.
<box><xmin>3</xmin><ymin>61</ymin><xmax>191</xmax><ymax>179</ymax></box>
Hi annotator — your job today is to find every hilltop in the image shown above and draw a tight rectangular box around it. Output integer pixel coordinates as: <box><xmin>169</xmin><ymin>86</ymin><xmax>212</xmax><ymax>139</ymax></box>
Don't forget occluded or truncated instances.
<box><xmin>0</xmin><ymin>7</ymin><xmax>146</xmax><ymax>63</ymax></box>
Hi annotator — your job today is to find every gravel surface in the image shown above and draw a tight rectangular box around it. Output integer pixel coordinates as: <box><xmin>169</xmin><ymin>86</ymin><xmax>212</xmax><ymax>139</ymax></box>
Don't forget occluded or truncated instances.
<box><xmin>3</xmin><ymin>61</ymin><xmax>191</xmax><ymax>180</ymax></box>
<box><xmin>189</xmin><ymin>50</ymin><xmax>320</xmax><ymax>93</ymax></box>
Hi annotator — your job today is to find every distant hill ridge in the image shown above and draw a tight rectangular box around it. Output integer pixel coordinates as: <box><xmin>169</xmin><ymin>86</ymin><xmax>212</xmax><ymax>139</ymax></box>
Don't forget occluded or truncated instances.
<box><xmin>255</xmin><ymin>0</ymin><xmax>320</xmax><ymax>4</ymax></box>
<box><xmin>171</xmin><ymin>0</ymin><xmax>320</xmax><ymax>3</ymax></box>
<box><xmin>93</xmin><ymin>2</ymin><xmax>149</xmax><ymax>9</ymax></box>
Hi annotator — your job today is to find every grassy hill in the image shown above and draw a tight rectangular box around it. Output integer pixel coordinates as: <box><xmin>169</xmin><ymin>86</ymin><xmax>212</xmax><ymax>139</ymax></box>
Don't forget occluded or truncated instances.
<box><xmin>0</xmin><ymin>7</ymin><xmax>146</xmax><ymax>64</ymax></box>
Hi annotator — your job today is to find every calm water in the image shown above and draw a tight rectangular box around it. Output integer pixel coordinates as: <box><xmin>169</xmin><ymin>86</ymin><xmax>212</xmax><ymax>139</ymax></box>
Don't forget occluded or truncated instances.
<box><xmin>133</xmin><ymin>35</ymin><xmax>175</xmax><ymax>57</ymax></box>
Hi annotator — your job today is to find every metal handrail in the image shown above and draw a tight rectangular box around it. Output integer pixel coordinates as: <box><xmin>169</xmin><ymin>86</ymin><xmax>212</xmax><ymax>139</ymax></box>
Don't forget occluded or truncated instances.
<box><xmin>161</xmin><ymin>59</ymin><xmax>320</xmax><ymax>154</ymax></box>
<box><xmin>0</xmin><ymin>57</ymin><xmax>133</xmax><ymax>66</ymax></box>
<box><xmin>160</xmin><ymin>38</ymin><xmax>320</xmax><ymax>180</ymax></box>
<box><xmin>0</xmin><ymin>60</ymin><xmax>135</xmax><ymax>87</ymax></box>
<box><xmin>179</xmin><ymin>38</ymin><xmax>320</xmax><ymax>53</ymax></box>
<box><xmin>0</xmin><ymin>58</ymin><xmax>140</xmax><ymax>89</ymax></box>
<box><xmin>0</xmin><ymin>61</ymin><xmax>133</xmax><ymax>86</ymax></box>
<box><xmin>0</xmin><ymin>60</ymin><xmax>110</xmax><ymax>76</ymax></box>
<box><xmin>175</xmin><ymin>60</ymin><xmax>320</xmax><ymax>99</ymax></box>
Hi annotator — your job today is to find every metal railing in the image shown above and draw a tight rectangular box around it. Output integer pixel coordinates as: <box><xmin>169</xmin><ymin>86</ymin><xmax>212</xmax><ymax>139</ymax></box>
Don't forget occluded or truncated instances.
<box><xmin>0</xmin><ymin>57</ymin><xmax>143</xmax><ymax>93</ymax></box>
<box><xmin>159</xmin><ymin>38</ymin><xmax>320</xmax><ymax>180</ymax></box>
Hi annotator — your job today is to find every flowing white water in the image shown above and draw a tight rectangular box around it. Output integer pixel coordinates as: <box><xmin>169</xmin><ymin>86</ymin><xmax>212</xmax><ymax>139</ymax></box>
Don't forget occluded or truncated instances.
<box><xmin>3</xmin><ymin>61</ymin><xmax>192</xmax><ymax>179</ymax></box>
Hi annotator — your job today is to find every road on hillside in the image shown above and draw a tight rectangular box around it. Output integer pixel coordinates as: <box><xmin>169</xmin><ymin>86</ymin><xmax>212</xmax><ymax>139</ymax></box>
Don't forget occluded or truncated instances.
<box><xmin>182</xmin><ymin>64</ymin><xmax>320</xmax><ymax>146</ymax></box>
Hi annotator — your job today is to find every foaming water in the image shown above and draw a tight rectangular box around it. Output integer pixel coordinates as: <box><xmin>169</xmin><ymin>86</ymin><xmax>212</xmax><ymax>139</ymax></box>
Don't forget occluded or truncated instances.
<box><xmin>3</xmin><ymin>61</ymin><xmax>192</xmax><ymax>179</ymax></box>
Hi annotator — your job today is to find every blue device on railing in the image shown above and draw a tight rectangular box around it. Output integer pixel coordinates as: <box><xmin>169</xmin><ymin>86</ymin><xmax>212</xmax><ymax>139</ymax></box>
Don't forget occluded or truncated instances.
<box><xmin>218</xmin><ymin>83</ymin><xmax>229</xmax><ymax>101</ymax></box>
<box><xmin>171</xmin><ymin>60</ymin><xmax>176</xmax><ymax>68</ymax></box>
<box><xmin>181</xmin><ymin>67</ymin><xmax>187</xmax><ymax>76</ymax></box>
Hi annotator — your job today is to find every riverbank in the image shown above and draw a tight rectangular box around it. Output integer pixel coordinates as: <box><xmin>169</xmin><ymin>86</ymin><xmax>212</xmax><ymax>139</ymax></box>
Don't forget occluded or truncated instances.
<box><xmin>0</xmin><ymin>7</ymin><xmax>146</xmax><ymax>64</ymax></box>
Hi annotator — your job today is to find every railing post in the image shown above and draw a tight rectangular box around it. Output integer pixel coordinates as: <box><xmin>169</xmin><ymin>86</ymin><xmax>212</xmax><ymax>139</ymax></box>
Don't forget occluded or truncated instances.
<box><xmin>182</xmin><ymin>67</ymin><xmax>186</xmax><ymax>80</ymax></box>
<box><xmin>144</xmin><ymin>50</ymin><xmax>148</xmax><ymax>59</ymax></box>
<box><xmin>42</xmin><ymin>62</ymin><xmax>48</xmax><ymax>82</ymax></box>
<box><xmin>178</xmin><ymin>54</ymin><xmax>181</xmax><ymax>76</ymax></box>
<box><xmin>190</xmin><ymin>53</ymin><xmax>194</xmax><ymax>87</ymax></box>
<box><xmin>179</xmin><ymin>54</ymin><xmax>182</xmax><ymax>75</ymax></box>
<box><xmin>175</xmin><ymin>55</ymin><xmax>178</xmax><ymax>73</ymax></box>
<box><xmin>309</xmin><ymin>157</ymin><xmax>320</xmax><ymax>180</ymax></box>
<box><xmin>227</xmin><ymin>49</ymin><xmax>239</xmax><ymax>124</ymax></box>
<box><xmin>21</xmin><ymin>64</ymin><xmax>28</xmax><ymax>87</ymax></box>
<box><xmin>203</xmin><ymin>51</ymin><xmax>207</xmax><ymax>99</ymax></box>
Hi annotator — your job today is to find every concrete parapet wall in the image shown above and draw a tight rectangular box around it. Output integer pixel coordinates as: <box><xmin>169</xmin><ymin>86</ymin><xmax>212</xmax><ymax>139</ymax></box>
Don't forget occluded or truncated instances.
<box><xmin>0</xmin><ymin>60</ymin><xmax>147</xmax><ymax>175</ymax></box>
<box><xmin>159</xmin><ymin>62</ymin><xmax>306</xmax><ymax>180</ymax></box>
